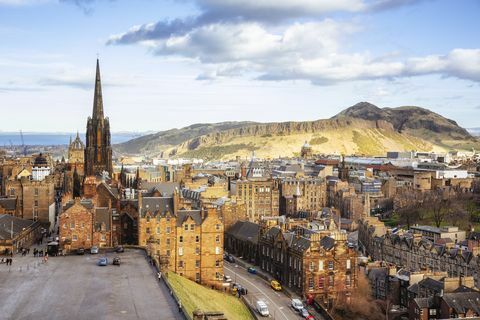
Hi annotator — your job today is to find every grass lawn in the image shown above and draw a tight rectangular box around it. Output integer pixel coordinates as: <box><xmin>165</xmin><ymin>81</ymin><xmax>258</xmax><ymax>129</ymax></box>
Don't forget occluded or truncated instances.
<box><xmin>167</xmin><ymin>272</ymin><xmax>253</xmax><ymax>320</ymax></box>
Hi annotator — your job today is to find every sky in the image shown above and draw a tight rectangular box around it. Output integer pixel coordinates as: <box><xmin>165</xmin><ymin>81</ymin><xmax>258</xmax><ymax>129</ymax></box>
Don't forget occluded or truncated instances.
<box><xmin>0</xmin><ymin>0</ymin><xmax>479</xmax><ymax>133</ymax></box>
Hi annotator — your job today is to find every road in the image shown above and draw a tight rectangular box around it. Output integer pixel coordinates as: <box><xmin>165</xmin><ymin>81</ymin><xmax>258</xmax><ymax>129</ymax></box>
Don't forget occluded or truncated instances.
<box><xmin>0</xmin><ymin>249</ymin><xmax>182</xmax><ymax>320</ymax></box>
<box><xmin>224</xmin><ymin>262</ymin><xmax>303</xmax><ymax>320</ymax></box>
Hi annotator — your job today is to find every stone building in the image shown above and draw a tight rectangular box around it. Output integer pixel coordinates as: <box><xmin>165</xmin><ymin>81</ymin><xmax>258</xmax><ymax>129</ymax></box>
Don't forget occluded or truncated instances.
<box><xmin>258</xmin><ymin>222</ymin><xmax>357</xmax><ymax>308</ymax></box>
<box><xmin>300</xmin><ymin>141</ymin><xmax>313</xmax><ymax>159</ymax></box>
<box><xmin>85</xmin><ymin>59</ymin><xmax>113</xmax><ymax>177</ymax></box>
<box><xmin>359</xmin><ymin>217</ymin><xmax>480</xmax><ymax>288</ymax></box>
<box><xmin>279</xmin><ymin>177</ymin><xmax>327</xmax><ymax>215</ymax></box>
<box><xmin>59</xmin><ymin>198</ymin><xmax>112</xmax><ymax>252</ymax></box>
<box><xmin>138</xmin><ymin>192</ymin><xmax>224</xmax><ymax>288</ymax></box>
<box><xmin>0</xmin><ymin>214</ymin><xmax>42</xmax><ymax>254</ymax></box>
<box><xmin>230</xmin><ymin>178</ymin><xmax>279</xmax><ymax>222</ymax></box>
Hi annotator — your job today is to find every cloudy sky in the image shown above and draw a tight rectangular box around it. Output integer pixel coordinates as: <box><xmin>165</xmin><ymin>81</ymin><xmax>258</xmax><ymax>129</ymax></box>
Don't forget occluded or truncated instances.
<box><xmin>0</xmin><ymin>0</ymin><xmax>479</xmax><ymax>133</ymax></box>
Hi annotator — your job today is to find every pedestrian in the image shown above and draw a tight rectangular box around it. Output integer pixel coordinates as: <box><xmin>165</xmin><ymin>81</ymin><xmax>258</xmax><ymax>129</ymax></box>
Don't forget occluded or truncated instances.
<box><xmin>178</xmin><ymin>300</ymin><xmax>182</xmax><ymax>313</ymax></box>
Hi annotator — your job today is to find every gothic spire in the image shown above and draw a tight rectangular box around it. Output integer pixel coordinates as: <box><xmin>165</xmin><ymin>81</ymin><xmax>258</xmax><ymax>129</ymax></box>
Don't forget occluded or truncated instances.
<box><xmin>92</xmin><ymin>58</ymin><xmax>104</xmax><ymax>119</ymax></box>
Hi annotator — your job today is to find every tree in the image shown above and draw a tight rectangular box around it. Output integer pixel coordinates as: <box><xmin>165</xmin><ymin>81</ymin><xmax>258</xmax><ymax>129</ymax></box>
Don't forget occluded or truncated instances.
<box><xmin>394</xmin><ymin>187</ymin><xmax>423</xmax><ymax>228</ymax></box>
<box><xmin>332</xmin><ymin>273</ymin><xmax>385</xmax><ymax>320</ymax></box>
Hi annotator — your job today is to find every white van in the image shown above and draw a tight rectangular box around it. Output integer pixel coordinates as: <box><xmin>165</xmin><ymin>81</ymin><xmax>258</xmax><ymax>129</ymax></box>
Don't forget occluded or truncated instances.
<box><xmin>255</xmin><ymin>300</ymin><xmax>269</xmax><ymax>317</ymax></box>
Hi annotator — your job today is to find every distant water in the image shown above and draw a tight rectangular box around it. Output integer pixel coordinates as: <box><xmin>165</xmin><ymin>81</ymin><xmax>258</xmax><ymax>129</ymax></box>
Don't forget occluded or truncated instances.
<box><xmin>0</xmin><ymin>133</ymin><xmax>143</xmax><ymax>146</ymax></box>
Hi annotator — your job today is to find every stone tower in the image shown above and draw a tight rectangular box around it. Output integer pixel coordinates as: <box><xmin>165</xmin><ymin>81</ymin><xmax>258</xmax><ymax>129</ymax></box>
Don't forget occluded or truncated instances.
<box><xmin>85</xmin><ymin>59</ymin><xmax>113</xmax><ymax>177</ymax></box>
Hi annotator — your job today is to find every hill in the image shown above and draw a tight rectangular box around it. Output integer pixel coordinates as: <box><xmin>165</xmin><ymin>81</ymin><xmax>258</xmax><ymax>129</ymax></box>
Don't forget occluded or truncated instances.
<box><xmin>115</xmin><ymin>102</ymin><xmax>479</xmax><ymax>160</ymax></box>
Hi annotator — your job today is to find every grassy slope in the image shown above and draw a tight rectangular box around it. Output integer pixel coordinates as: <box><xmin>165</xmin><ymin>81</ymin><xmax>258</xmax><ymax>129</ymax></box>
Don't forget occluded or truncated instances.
<box><xmin>174</xmin><ymin>127</ymin><xmax>438</xmax><ymax>160</ymax></box>
<box><xmin>167</xmin><ymin>272</ymin><xmax>253</xmax><ymax>320</ymax></box>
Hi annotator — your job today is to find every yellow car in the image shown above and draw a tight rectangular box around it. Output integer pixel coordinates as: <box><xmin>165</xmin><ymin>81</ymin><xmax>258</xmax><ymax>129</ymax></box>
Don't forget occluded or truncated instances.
<box><xmin>270</xmin><ymin>280</ymin><xmax>282</xmax><ymax>291</ymax></box>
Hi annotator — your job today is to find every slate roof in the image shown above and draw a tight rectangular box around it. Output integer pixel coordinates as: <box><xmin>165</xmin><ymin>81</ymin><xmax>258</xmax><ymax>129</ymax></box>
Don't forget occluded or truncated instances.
<box><xmin>419</xmin><ymin>278</ymin><xmax>443</xmax><ymax>292</ymax></box>
<box><xmin>142</xmin><ymin>182</ymin><xmax>180</xmax><ymax>197</ymax></box>
<box><xmin>63</xmin><ymin>199</ymin><xmax>94</xmax><ymax>211</ymax></box>
<box><xmin>0</xmin><ymin>198</ymin><xmax>16</xmax><ymax>211</ymax></box>
<box><xmin>442</xmin><ymin>292</ymin><xmax>480</xmax><ymax>315</ymax></box>
<box><xmin>290</xmin><ymin>236</ymin><xmax>311</xmax><ymax>252</ymax></box>
<box><xmin>413</xmin><ymin>297</ymin><xmax>434</xmax><ymax>309</ymax></box>
<box><xmin>320</xmin><ymin>236</ymin><xmax>335</xmax><ymax>250</ymax></box>
<box><xmin>0</xmin><ymin>214</ymin><xmax>39</xmax><ymax>240</ymax></box>
<box><xmin>226</xmin><ymin>221</ymin><xmax>260</xmax><ymax>244</ymax></box>
<box><xmin>141</xmin><ymin>197</ymin><xmax>174</xmax><ymax>217</ymax></box>
<box><xmin>176</xmin><ymin>210</ymin><xmax>202</xmax><ymax>226</ymax></box>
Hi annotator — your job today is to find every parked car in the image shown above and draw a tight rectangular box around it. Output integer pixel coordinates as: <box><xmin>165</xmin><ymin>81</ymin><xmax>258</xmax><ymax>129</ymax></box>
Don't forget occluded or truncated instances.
<box><xmin>97</xmin><ymin>257</ymin><xmax>108</xmax><ymax>266</ymax></box>
<box><xmin>270</xmin><ymin>280</ymin><xmax>282</xmax><ymax>291</ymax></box>
<box><xmin>300</xmin><ymin>307</ymin><xmax>309</xmax><ymax>318</ymax></box>
<box><xmin>247</xmin><ymin>267</ymin><xmax>256</xmax><ymax>274</ymax></box>
<box><xmin>291</xmin><ymin>299</ymin><xmax>304</xmax><ymax>312</ymax></box>
<box><xmin>224</xmin><ymin>275</ymin><xmax>232</xmax><ymax>282</ymax></box>
<box><xmin>305</xmin><ymin>316</ymin><xmax>315</xmax><ymax>320</ymax></box>
<box><xmin>76</xmin><ymin>248</ymin><xmax>85</xmax><ymax>255</ymax></box>
<box><xmin>113</xmin><ymin>257</ymin><xmax>121</xmax><ymax>266</ymax></box>
<box><xmin>255</xmin><ymin>300</ymin><xmax>269</xmax><ymax>317</ymax></box>
<box><xmin>226</xmin><ymin>254</ymin><xmax>235</xmax><ymax>263</ymax></box>
<box><xmin>114</xmin><ymin>246</ymin><xmax>124</xmax><ymax>253</ymax></box>
<box><xmin>90</xmin><ymin>246</ymin><xmax>99</xmax><ymax>254</ymax></box>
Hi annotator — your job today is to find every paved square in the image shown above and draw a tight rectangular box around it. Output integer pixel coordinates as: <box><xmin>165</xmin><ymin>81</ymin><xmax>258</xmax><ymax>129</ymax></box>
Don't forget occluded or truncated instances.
<box><xmin>0</xmin><ymin>249</ymin><xmax>182</xmax><ymax>320</ymax></box>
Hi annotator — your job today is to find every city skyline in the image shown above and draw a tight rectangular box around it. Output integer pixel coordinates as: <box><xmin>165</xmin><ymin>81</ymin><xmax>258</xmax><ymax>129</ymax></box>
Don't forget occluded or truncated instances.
<box><xmin>0</xmin><ymin>0</ymin><xmax>479</xmax><ymax>132</ymax></box>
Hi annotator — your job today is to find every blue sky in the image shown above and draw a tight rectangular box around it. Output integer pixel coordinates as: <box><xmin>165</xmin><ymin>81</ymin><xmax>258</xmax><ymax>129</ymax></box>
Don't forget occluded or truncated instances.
<box><xmin>0</xmin><ymin>0</ymin><xmax>479</xmax><ymax>133</ymax></box>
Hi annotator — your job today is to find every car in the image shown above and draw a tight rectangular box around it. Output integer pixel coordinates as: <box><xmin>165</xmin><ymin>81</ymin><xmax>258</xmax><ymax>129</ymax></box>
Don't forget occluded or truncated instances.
<box><xmin>255</xmin><ymin>300</ymin><xmax>269</xmax><ymax>317</ymax></box>
<box><xmin>227</xmin><ymin>254</ymin><xmax>235</xmax><ymax>263</ymax></box>
<box><xmin>76</xmin><ymin>248</ymin><xmax>85</xmax><ymax>255</ymax></box>
<box><xmin>97</xmin><ymin>257</ymin><xmax>108</xmax><ymax>266</ymax></box>
<box><xmin>300</xmin><ymin>307</ymin><xmax>309</xmax><ymax>318</ymax></box>
<box><xmin>114</xmin><ymin>246</ymin><xmax>124</xmax><ymax>253</ymax></box>
<box><xmin>247</xmin><ymin>267</ymin><xmax>256</xmax><ymax>274</ymax></box>
<box><xmin>113</xmin><ymin>257</ymin><xmax>121</xmax><ymax>266</ymax></box>
<box><xmin>224</xmin><ymin>275</ymin><xmax>232</xmax><ymax>282</ymax></box>
<box><xmin>291</xmin><ymin>298</ymin><xmax>304</xmax><ymax>312</ymax></box>
<box><xmin>305</xmin><ymin>316</ymin><xmax>315</xmax><ymax>320</ymax></box>
<box><xmin>270</xmin><ymin>280</ymin><xmax>282</xmax><ymax>291</ymax></box>
<box><xmin>90</xmin><ymin>246</ymin><xmax>99</xmax><ymax>254</ymax></box>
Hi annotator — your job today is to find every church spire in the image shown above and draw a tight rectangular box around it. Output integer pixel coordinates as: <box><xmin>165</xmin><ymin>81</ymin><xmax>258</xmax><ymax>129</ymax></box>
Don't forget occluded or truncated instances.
<box><xmin>92</xmin><ymin>58</ymin><xmax>104</xmax><ymax>119</ymax></box>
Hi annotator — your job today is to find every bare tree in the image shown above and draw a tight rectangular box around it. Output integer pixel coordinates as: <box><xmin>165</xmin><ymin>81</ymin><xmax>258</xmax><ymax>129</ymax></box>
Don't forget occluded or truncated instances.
<box><xmin>394</xmin><ymin>187</ymin><xmax>423</xmax><ymax>228</ymax></box>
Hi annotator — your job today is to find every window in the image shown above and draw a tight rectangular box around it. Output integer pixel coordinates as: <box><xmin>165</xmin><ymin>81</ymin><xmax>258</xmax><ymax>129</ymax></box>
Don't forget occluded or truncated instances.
<box><xmin>34</xmin><ymin>188</ymin><xmax>39</xmax><ymax>196</ymax></box>
<box><xmin>215</xmin><ymin>260</ymin><xmax>220</xmax><ymax>267</ymax></box>
<box><xmin>215</xmin><ymin>247</ymin><xmax>220</xmax><ymax>254</ymax></box>
<box><xmin>72</xmin><ymin>234</ymin><xmax>77</xmax><ymax>241</ymax></box>
<box><xmin>166</xmin><ymin>238</ymin><xmax>170</xmax><ymax>245</ymax></box>
<box><xmin>308</xmin><ymin>277</ymin><xmax>314</xmax><ymax>290</ymax></box>
<box><xmin>319</xmin><ymin>276</ymin><xmax>324</xmax><ymax>289</ymax></box>
<box><xmin>101</xmin><ymin>234</ymin><xmax>106</xmax><ymax>241</ymax></box>
<box><xmin>166</xmin><ymin>250</ymin><xmax>170</xmax><ymax>256</ymax></box>
<box><xmin>215</xmin><ymin>235</ymin><xmax>220</xmax><ymax>243</ymax></box>
<box><xmin>190</xmin><ymin>224</ymin><xmax>195</xmax><ymax>230</ymax></box>
<box><xmin>184</xmin><ymin>224</ymin><xmax>188</xmax><ymax>231</ymax></box>
<box><xmin>63</xmin><ymin>223</ymin><xmax>66</xmax><ymax>229</ymax></box>
<box><xmin>178</xmin><ymin>261</ymin><xmax>184</xmax><ymax>268</ymax></box>
<box><xmin>346</xmin><ymin>275</ymin><xmax>351</xmax><ymax>286</ymax></box>
<box><xmin>215</xmin><ymin>224</ymin><xmax>220</xmax><ymax>230</ymax></box>
<box><xmin>319</xmin><ymin>260</ymin><xmax>324</xmax><ymax>271</ymax></box>
<box><xmin>179</xmin><ymin>236</ymin><xmax>183</xmax><ymax>243</ymax></box>
<box><xmin>195</xmin><ymin>273</ymin><xmax>200</xmax><ymax>282</ymax></box>
<box><xmin>146</xmin><ymin>227</ymin><xmax>150</xmax><ymax>234</ymax></box>
<box><xmin>196</xmin><ymin>236</ymin><xmax>200</xmax><ymax>243</ymax></box>
<box><xmin>166</xmin><ymin>227</ymin><xmax>170</xmax><ymax>233</ymax></box>
<box><xmin>70</xmin><ymin>222</ymin><xmax>75</xmax><ymax>229</ymax></box>
<box><xmin>429</xmin><ymin>309</ymin><xmax>436</xmax><ymax>316</ymax></box>
<box><xmin>156</xmin><ymin>227</ymin><xmax>160</xmax><ymax>234</ymax></box>
<box><xmin>9</xmin><ymin>188</ymin><xmax>15</xmax><ymax>196</ymax></box>
<box><xmin>346</xmin><ymin>259</ymin><xmax>351</xmax><ymax>270</ymax></box>
<box><xmin>195</xmin><ymin>247</ymin><xmax>200</xmax><ymax>255</ymax></box>
<box><xmin>86</xmin><ymin>234</ymin><xmax>90</xmax><ymax>240</ymax></box>
<box><xmin>146</xmin><ymin>216</ymin><xmax>150</xmax><ymax>222</ymax></box>
<box><xmin>309</xmin><ymin>261</ymin><xmax>315</xmax><ymax>271</ymax></box>
<box><xmin>328</xmin><ymin>261</ymin><xmax>334</xmax><ymax>270</ymax></box>
<box><xmin>34</xmin><ymin>200</ymin><xmax>38</xmax><ymax>207</ymax></box>
<box><xmin>195</xmin><ymin>260</ymin><xmax>200</xmax><ymax>268</ymax></box>
<box><xmin>178</xmin><ymin>247</ymin><xmax>183</xmax><ymax>256</ymax></box>
<box><xmin>156</xmin><ymin>215</ymin><xmax>161</xmax><ymax>222</ymax></box>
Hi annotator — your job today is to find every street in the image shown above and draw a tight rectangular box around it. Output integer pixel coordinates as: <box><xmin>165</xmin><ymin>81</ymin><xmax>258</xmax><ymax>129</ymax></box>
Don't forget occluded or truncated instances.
<box><xmin>224</xmin><ymin>262</ymin><xmax>303</xmax><ymax>320</ymax></box>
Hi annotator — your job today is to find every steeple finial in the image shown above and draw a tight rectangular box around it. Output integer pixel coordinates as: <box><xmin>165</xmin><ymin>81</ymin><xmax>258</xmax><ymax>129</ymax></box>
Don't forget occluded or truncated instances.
<box><xmin>92</xmin><ymin>58</ymin><xmax>104</xmax><ymax>119</ymax></box>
